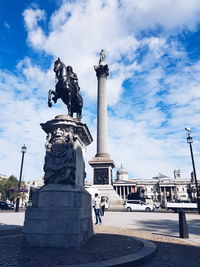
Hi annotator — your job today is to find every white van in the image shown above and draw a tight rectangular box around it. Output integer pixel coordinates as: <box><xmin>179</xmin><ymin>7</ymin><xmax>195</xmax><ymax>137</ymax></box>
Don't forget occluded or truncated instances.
<box><xmin>124</xmin><ymin>200</ymin><xmax>155</xmax><ymax>212</ymax></box>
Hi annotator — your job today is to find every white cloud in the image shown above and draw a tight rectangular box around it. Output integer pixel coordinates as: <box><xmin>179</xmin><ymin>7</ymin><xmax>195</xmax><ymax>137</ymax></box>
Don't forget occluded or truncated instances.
<box><xmin>23</xmin><ymin>8</ymin><xmax>46</xmax><ymax>49</ymax></box>
<box><xmin>120</xmin><ymin>0</ymin><xmax>200</xmax><ymax>33</ymax></box>
<box><xmin>23</xmin><ymin>8</ymin><xmax>45</xmax><ymax>30</ymax></box>
<box><xmin>4</xmin><ymin>22</ymin><xmax>10</xmax><ymax>30</ymax></box>
<box><xmin>2</xmin><ymin>0</ymin><xmax>200</xmax><ymax>182</ymax></box>
<box><xmin>0</xmin><ymin>61</ymin><xmax>65</xmax><ymax>180</ymax></box>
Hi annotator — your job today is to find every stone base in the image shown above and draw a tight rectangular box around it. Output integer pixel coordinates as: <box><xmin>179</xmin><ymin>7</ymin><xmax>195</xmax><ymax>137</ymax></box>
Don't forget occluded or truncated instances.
<box><xmin>90</xmin><ymin>185</ymin><xmax>124</xmax><ymax>209</ymax></box>
<box><xmin>23</xmin><ymin>184</ymin><xmax>93</xmax><ymax>248</ymax></box>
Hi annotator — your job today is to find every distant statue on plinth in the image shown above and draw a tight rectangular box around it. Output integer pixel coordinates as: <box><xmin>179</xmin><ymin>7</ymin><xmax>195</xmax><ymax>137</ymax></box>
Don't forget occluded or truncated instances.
<box><xmin>94</xmin><ymin>50</ymin><xmax>109</xmax><ymax>78</ymax></box>
<box><xmin>48</xmin><ymin>58</ymin><xmax>83</xmax><ymax>120</ymax></box>
<box><xmin>99</xmin><ymin>49</ymin><xmax>106</xmax><ymax>65</ymax></box>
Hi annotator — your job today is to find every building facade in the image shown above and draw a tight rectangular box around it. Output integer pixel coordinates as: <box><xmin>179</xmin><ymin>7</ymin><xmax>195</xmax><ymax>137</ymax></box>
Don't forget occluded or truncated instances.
<box><xmin>113</xmin><ymin>166</ymin><xmax>193</xmax><ymax>203</ymax></box>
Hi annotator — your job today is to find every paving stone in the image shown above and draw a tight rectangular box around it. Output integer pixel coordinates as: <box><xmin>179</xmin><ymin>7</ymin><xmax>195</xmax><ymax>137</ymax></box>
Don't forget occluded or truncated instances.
<box><xmin>0</xmin><ymin>226</ymin><xmax>200</xmax><ymax>266</ymax></box>
<box><xmin>0</xmin><ymin>227</ymin><xmax>143</xmax><ymax>266</ymax></box>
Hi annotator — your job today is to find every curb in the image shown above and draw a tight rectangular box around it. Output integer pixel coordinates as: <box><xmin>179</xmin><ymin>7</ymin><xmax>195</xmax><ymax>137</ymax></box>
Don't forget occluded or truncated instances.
<box><xmin>49</xmin><ymin>236</ymin><xmax>156</xmax><ymax>267</ymax></box>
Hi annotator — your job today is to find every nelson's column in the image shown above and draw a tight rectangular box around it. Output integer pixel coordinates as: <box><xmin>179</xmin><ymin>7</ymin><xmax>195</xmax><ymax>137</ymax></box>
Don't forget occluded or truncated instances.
<box><xmin>89</xmin><ymin>50</ymin><xmax>122</xmax><ymax>206</ymax></box>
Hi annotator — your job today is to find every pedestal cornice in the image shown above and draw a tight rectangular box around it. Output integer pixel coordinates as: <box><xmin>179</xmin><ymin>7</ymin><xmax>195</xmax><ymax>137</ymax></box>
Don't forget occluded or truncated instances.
<box><xmin>40</xmin><ymin>115</ymin><xmax>93</xmax><ymax>147</ymax></box>
<box><xmin>89</xmin><ymin>155</ymin><xmax>115</xmax><ymax>168</ymax></box>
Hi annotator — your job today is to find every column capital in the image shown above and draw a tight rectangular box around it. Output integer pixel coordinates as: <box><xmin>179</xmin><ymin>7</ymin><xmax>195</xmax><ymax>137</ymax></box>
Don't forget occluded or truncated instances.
<box><xmin>94</xmin><ymin>64</ymin><xmax>109</xmax><ymax>79</ymax></box>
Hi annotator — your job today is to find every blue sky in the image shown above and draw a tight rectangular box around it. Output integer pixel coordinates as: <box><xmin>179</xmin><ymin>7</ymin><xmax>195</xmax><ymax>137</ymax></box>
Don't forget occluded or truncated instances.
<box><xmin>1</xmin><ymin>0</ymin><xmax>200</xmax><ymax>182</ymax></box>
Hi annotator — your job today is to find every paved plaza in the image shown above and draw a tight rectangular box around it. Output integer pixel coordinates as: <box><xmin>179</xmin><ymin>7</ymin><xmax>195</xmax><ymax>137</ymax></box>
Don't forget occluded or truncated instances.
<box><xmin>102</xmin><ymin>210</ymin><xmax>200</xmax><ymax>246</ymax></box>
<box><xmin>0</xmin><ymin>210</ymin><xmax>200</xmax><ymax>266</ymax></box>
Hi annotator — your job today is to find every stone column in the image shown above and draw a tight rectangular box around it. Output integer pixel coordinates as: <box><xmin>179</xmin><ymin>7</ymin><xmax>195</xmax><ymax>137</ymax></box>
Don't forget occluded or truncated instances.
<box><xmin>116</xmin><ymin>186</ymin><xmax>118</xmax><ymax>196</ymax></box>
<box><xmin>164</xmin><ymin>187</ymin><xmax>167</xmax><ymax>202</ymax></box>
<box><xmin>160</xmin><ymin>188</ymin><xmax>162</xmax><ymax>201</ymax></box>
<box><xmin>174</xmin><ymin>186</ymin><xmax>177</xmax><ymax>199</ymax></box>
<box><xmin>123</xmin><ymin>186</ymin><xmax>125</xmax><ymax>199</ymax></box>
<box><xmin>170</xmin><ymin>187</ymin><xmax>173</xmax><ymax>201</ymax></box>
<box><xmin>89</xmin><ymin>50</ymin><xmax>115</xmax><ymax>186</ymax></box>
<box><xmin>94</xmin><ymin>55</ymin><xmax>109</xmax><ymax>157</ymax></box>
<box><xmin>119</xmin><ymin>185</ymin><xmax>122</xmax><ymax>197</ymax></box>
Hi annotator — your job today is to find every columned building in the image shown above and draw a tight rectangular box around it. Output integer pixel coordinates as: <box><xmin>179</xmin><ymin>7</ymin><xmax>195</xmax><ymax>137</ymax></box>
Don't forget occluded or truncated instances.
<box><xmin>113</xmin><ymin>167</ymin><xmax>192</xmax><ymax>203</ymax></box>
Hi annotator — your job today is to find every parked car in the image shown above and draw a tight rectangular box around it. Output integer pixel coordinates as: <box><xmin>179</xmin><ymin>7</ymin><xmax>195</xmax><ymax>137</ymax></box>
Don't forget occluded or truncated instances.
<box><xmin>0</xmin><ymin>201</ymin><xmax>14</xmax><ymax>210</ymax></box>
<box><xmin>124</xmin><ymin>200</ymin><xmax>155</xmax><ymax>212</ymax></box>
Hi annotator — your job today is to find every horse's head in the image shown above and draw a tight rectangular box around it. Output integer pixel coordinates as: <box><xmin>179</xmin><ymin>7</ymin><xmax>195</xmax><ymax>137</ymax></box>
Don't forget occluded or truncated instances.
<box><xmin>53</xmin><ymin>57</ymin><xmax>63</xmax><ymax>75</ymax></box>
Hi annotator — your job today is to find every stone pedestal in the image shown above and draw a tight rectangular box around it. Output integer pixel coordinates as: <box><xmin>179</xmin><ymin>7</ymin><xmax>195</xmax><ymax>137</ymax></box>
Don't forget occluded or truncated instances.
<box><xmin>23</xmin><ymin>115</ymin><xmax>93</xmax><ymax>248</ymax></box>
<box><xmin>89</xmin><ymin>150</ymin><xmax>123</xmax><ymax>209</ymax></box>
<box><xmin>23</xmin><ymin>184</ymin><xmax>93</xmax><ymax>248</ymax></box>
<box><xmin>89</xmin><ymin>155</ymin><xmax>115</xmax><ymax>186</ymax></box>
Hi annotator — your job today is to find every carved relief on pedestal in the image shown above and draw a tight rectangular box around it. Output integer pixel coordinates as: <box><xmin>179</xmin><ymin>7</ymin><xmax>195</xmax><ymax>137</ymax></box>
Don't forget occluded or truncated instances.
<box><xmin>94</xmin><ymin>168</ymin><xmax>109</xmax><ymax>185</ymax></box>
<box><xmin>44</xmin><ymin>127</ymin><xmax>76</xmax><ymax>185</ymax></box>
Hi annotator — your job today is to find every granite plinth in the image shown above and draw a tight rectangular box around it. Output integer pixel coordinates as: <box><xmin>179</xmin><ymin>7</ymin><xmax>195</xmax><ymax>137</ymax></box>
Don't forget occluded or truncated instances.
<box><xmin>23</xmin><ymin>184</ymin><xmax>93</xmax><ymax>248</ymax></box>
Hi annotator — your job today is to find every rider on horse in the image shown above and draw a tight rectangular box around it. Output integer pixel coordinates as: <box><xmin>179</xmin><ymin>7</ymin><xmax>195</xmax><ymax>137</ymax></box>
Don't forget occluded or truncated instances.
<box><xmin>66</xmin><ymin>66</ymin><xmax>80</xmax><ymax>94</ymax></box>
<box><xmin>48</xmin><ymin>58</ymin><xmax>83</xmax><ymax>120</ymax></box>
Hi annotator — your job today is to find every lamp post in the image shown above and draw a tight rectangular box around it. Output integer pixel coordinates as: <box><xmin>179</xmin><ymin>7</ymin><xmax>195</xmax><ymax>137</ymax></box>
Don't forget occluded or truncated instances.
<box><xmin>15</xmin><ymin>144</ymin><xmax>27</xmax><ymax>212</ymax></box>
<box><xmin>185</xmin><ymin>128</ymin><xmax>200</xmax><ymax>214</ymax></box>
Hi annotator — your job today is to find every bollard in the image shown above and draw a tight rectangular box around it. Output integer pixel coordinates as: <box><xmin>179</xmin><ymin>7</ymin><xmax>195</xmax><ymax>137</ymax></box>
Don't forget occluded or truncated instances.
<box><xmin>179</xmin><ymin>209</ymin><xmax>189</xmax><ymax>238</ymax></box>
<box><xmin>15</xmin><ymin>197</ymin><xmax>20</xmax><ymax>212</ymax></box>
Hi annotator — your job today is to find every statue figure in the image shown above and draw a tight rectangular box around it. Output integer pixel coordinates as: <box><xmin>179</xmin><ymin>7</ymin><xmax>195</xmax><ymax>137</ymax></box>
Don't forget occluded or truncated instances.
<box><xmin>66</xmin><ymin>66</ymin><xmax>80</xmax><ymax>94</ymax></box>
<box><xmin>48</xmin><ymin>58</ymin><xmax>83</xmax><ymax>120</ymax></box>
<box><xmin>99</xmin><ymin>49</ymin><xmax>106</xmax><ymax>65</ymax></box>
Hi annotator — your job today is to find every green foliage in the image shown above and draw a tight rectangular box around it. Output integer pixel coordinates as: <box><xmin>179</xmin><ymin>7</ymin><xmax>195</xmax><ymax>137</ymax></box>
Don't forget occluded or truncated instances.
<box><xmin>8</xmin><ymin>175</ymin><xmax>18</xmax><ymax>183</ymax></box>
<box><xmin>0</xmin><ymin>175</ymin><xmax>19</xmax><ymax>201</ymax></box>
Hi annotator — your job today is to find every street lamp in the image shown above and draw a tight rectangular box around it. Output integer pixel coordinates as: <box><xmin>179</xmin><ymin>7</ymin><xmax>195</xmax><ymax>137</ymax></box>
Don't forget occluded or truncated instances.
<box><xmin>185</xmin><ymin>128</ymin><xmax>200</xmax><ymax>214</ymax></box>
<box><xmin>15</xmin><ymin>144</ymin><xmax>27</xmax><ymax>212</ymax></box>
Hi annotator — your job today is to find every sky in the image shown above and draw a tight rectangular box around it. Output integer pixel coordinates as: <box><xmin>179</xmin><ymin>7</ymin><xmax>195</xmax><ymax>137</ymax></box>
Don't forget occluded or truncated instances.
<box><xmin>1</xmin><ymin>0</ymin><xmax>200</xmax><ymax>182</ymax></box>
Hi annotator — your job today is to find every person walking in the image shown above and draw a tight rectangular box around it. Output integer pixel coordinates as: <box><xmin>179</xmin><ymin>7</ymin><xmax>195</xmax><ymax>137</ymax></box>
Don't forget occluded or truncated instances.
<box><xmin>100</xmin><ymin>198</ymin><xmax>106</xmax><ymax>216</ymax></box>
<box><xmin>92</xmin><ymin>193</ymin><xmax>102</xmax><ymax>225</ymax></box>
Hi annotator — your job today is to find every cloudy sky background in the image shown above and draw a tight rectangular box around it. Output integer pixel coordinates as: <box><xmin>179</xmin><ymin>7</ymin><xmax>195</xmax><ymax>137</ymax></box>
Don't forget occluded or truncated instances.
<box><xmin>1</xmin><ymin>0</ymin><xmax>200</xmax><ymax>182</ymax></box>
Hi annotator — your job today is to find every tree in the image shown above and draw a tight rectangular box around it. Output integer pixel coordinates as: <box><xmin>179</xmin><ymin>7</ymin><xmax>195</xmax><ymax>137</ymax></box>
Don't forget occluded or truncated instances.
<box><xmin>8</xmin><ymin>175</ymin><xmax>18</xmax><ymax>183</ymax></box>
<box><xmin>0</xmin><ymin>175</ymin><xmax>29</xmax><ymax>203</ymax></box>
<box><xmin>0</xmin><ymin>175</ymin><xmax>18</xmax><ymax>201</ymax></box>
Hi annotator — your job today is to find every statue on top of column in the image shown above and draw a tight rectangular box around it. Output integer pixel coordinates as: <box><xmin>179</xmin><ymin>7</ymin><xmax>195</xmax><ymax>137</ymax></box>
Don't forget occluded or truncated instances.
<box><xmin>48</xmin><ymin>58</ymin><xmax>83</xmax><ymax>120</ymax></box>
<box><xmin>94</xmin><ymin>49</ymin><xmax>109</xmax><ymax>78</ymax></box>
<box><xmin>99</xmin><ymin>49</ymin><xmax>106</xmax><ymax>65</ymax></box>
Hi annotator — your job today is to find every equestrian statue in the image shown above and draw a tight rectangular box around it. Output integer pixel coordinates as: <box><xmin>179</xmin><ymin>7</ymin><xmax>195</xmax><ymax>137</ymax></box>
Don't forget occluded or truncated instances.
<box><xmin>48</xmin><ymin>58</ymin><xmax>83</xmax><ymax>120</ymax></box>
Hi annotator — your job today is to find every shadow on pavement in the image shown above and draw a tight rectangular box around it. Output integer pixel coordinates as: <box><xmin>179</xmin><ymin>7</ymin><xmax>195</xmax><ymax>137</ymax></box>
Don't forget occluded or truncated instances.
<box><xmin>139</xmin><ymin>238</ymin><xmax>200</xmax><ymax>267</ymax></box>
<box><xmin>133</xmin><ymin>218</ymin><xmax>200</xmax><ymax>237</ymax></box>
<box><xmin>0</xmin><ymin>229</ymin><xmax>144</xmax><ymax>266</ymax></box>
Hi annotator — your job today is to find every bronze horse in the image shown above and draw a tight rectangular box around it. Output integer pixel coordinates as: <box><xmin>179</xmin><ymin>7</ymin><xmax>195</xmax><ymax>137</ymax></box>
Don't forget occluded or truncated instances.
<box><xmin>48</xmin><ymin>58</ymin><xmax>83</xmax><ymax>120</ymax></box>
